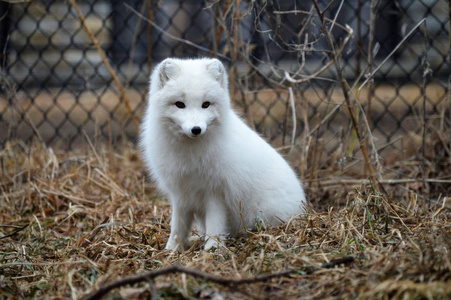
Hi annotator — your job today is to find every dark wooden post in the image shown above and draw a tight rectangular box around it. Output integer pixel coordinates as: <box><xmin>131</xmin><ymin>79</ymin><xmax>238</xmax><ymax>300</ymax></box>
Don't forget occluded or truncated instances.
<box><xmin>0</xmin><ymin>2</ymin><xmax>9</xmax><ymax>70</ymax></box>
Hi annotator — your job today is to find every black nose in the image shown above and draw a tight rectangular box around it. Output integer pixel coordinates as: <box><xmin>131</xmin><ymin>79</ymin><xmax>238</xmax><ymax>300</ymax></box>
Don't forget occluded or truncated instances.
<box><xmin>191</xmin><ymin>126</ymin><xmax>202</xmax><ymax>135</ymax></box>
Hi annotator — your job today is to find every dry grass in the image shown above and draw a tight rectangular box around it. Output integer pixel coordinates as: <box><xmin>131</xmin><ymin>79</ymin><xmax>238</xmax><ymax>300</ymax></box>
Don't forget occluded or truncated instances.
<box><xmin>0</xmin><ymin>123</ymin><xmax>450</xmax><ymax>299</ymax></box>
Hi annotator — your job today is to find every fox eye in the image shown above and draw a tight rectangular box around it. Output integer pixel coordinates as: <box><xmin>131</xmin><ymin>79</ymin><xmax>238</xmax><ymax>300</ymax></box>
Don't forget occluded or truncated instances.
<box><xmin>175</xmin><ymin>101</ymin><xmax>186</xmax><ymax>109</ymax></box>
<box><xmin>202</xmin><ymin>101</ymin><xmax>211</xmax><ymax>109</ymax></box>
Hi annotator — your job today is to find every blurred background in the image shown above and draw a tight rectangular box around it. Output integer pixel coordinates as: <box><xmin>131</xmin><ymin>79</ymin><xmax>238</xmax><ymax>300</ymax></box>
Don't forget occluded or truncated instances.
<box><xmin>0</xmin><ymin>0</ymin><xmax>449</xmax><ymax>194</ymax></box>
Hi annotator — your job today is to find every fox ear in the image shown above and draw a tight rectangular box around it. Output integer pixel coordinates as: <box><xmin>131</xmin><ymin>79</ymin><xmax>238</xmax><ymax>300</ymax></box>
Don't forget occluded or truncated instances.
<box><xmin>158</xmin><ymin>59</ymin><xmax>181</xmax><ymax>88</ymax></box>
<box><xmin>207</xmin><ymin>59</ymin><xmax>227</xmax><ymax>88</ymax></box>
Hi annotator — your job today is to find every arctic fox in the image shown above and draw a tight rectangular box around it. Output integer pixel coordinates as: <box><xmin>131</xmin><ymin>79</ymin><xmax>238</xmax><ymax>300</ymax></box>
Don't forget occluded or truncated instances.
<box><xmin>140</xmin><ymin>58</ymin><xmax>306</xmax><ymax>251</ymax></box>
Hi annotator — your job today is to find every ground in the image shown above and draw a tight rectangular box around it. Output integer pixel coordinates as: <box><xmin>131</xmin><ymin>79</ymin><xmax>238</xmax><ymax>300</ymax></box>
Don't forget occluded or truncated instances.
<box><xmin>0</xmin><ymin>137</ymin><xmax>450</xmax><ymax>299</ymax></box>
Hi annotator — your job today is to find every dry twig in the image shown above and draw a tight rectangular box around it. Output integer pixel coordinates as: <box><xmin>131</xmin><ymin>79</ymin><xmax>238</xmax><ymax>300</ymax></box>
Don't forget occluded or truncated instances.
<box><xmin>0</xmin><ymin>224</ymin><xmax>29</xmax><ymax>240</ymax></box>
<box><xmin>312</xmin><ymin>0</ymin><xmax>380</xmax><ymax>192</ymax></box>
<box><xmin>68</xmin><ymin>0</ymin><xmax>140</xmax><ymax>131</ymax></box>
<box><xmin>124</xmin><ymin>3</ymin><xmax>229</xmax><ymax>60</ymax></box>
<box><xmin>82</xmin><ymin>257</ymin><xmax>355</xmax><ymax>300</ymax></box>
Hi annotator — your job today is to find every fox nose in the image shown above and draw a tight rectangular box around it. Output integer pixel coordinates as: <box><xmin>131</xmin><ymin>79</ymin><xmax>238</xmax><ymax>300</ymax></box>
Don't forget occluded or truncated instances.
<box><xmin>191</xmin><ymin>126</ymin><xmax>202</xmax><ymax>135</ymax></box>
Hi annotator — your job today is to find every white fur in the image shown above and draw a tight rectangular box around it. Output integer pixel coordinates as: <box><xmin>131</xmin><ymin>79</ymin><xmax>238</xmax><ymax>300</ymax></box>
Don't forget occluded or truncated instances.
<box><xmin>140</xmin><ymin>58</ymin><xmax>306</xmax><ymax>251</ymax></box>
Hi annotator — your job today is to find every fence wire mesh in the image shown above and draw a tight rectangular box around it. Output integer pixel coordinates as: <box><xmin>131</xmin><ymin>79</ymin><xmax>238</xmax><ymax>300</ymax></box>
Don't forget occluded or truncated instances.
<box><xmin>0</xmin><ymin>0</ymin><xmax>449</xmax><ymax>167</ymax></box>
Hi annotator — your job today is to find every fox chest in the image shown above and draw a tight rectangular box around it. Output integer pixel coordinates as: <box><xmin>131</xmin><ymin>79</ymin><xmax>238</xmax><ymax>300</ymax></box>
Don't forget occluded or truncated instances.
<box><xmin>154</xmin><ymin>148</ymin><xmax>227</xmax><ymax>191</ymax></box>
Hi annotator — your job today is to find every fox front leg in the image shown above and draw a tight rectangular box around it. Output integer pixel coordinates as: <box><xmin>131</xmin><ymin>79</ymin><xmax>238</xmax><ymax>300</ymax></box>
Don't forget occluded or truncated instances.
<box><xmin>204</xmin><ymin>198</ymin><xmax>228</xmax><ymax>250</ymax></box>
<box><xmin>165</xmin><ymin>201</ymin><xmax>193</xmax><ymax>252</ymax></box>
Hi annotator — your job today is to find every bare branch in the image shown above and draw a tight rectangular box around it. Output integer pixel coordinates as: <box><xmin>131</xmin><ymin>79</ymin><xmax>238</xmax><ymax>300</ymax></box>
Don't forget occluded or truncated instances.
<box><xmin>311</xmin><ymin>0</ymin><xmax>380</xmax><ymax>192</ymax></box>
<box><xmin>288</xmin><ymin>87</ymin><xmax>296</xmax><ymax>152</ymax></box>
<box><xmin>273</xmin><ymin>9</ymin><xmax>351</xmax><ymax>34</ymax></box>
<box><xmin>359</xmin><ymin>18</ymin><xmax>427</xmax><ymax>91</ymax></box>
<box><xmin>68</xmin><ymin>0</ymin><xmax>140</xmax><ymax>132</ymax></box>
<box><xmin>82</xmin><ymin>257</ymin><xmax>355</xmax><ymax>300</ymax></box>
<box><xmin>124</xmin><ymin>3</ymin><xmax>229</xmax><ymax>61</ymax></box>
<box><xmin>328</xmin><ymin>0</ymin><xmax>344</xmax><ymax>35</ymax></box>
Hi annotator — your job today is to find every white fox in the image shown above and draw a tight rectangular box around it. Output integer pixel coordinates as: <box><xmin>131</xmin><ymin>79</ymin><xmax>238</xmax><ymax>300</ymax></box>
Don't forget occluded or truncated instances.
<box><xmin>140</xmin><ymin>58</ymin><xmax>306</xmax><ymax>251</ymax></box>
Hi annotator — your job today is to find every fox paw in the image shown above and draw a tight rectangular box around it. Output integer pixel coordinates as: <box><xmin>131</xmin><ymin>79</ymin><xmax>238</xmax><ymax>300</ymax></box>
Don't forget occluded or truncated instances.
<box><xmin>204</xmin><ymin>238</ymin><xmax>221</xmax><ymax>251</ymax></box>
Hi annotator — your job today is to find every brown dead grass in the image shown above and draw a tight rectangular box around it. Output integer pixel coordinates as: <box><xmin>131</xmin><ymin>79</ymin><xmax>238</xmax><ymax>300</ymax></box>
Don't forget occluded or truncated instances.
<box><xmin>0</xmin><ymin>122</ymin><xmax>450</xmax><ymax>299</ymax></box>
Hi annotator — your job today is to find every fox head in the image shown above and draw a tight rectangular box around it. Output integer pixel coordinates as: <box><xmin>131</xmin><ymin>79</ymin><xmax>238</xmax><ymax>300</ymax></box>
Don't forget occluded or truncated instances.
<box><xmin>148</xmin><ymin>58</ymin><xmax>231</xmax><ymax>139</ymax></box>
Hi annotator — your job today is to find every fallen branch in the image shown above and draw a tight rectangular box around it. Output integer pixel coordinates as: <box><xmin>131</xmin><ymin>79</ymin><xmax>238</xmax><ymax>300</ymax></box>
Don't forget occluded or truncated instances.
<box><xmin>82</xmin><ymin>256</ymin><xmax>355</xmax><ymax>300</ymax></box>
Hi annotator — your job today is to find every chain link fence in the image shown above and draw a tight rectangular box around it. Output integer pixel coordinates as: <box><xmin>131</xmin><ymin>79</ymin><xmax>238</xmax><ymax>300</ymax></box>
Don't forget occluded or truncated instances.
<box><xmin>0</xmin><ymin>0</ymin><xmax>449</xmax><ymax>164</ymax></box>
